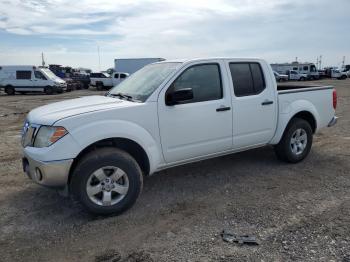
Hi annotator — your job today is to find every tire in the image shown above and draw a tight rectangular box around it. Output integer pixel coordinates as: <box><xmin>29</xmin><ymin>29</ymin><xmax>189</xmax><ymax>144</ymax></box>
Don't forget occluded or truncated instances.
<box><xmin>44</xmin><ymin>86</ymin><xmax>54</xmax><ymax>95</ymax></box>
<box><xmin>56</xmin><ymin>87</ymin><xmax>63</xmax><ymax>94</ymax></box>
<box><xmin>274</xmin><ymin>118</ymin><xmax>313</xmax><ymax>163</ymax></box>
<box><xmin>70</xmin><ymin>147</ymin><xmax>143</xmax><ymax>215</ymax></box>
<box><xmin>300</xmin><ymin>77</ymin><xmax>306</xmax><ymax>81</ymax></box>
<box><xmin>5</xmin><ymin>86</ymin><xmax>15</xmax><ymax>95</ymax></box>
<box><xmin>96</xmin><ymin>82</ymin><xmax>104</xmax><ymax>91</ymax></box>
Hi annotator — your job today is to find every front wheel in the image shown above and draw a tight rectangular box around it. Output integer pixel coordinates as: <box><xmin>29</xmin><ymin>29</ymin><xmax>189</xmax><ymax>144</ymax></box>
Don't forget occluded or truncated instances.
<box><xmin>274</xmin><ymin>118</ymin><xmax>313</xmax><ymax>163</ymax></box>
<box><xmin>44</xmin><ymin>86</ymin><xmax>54</xmax><ymax>95</ymax></box>
<box><xmin>70</xmin><ymin>148</ymin><xmax>143</xmax><ymax>215</ymax></box>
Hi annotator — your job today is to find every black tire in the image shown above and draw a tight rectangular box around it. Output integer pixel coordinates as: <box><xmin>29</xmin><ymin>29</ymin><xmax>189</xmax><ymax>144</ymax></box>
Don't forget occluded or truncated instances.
<box><xmin>70</xmin><ymin>147</ymin><xmax>143</xmax><ymax>215</ymax></box>
<box><xmin>44</xmin><ymin>86</ymin><xmax>54</xmax><ymax>95</ymax></box>
<box><xmin>300</xmin><ymin>77</ymin><xmax>306</xmax><ymax>81</ymax></box>
<box><xmin>96</xmin><ymin>82</ymin><xmax>104</xmax><ymax>91</ymax></box>
<box><xmin>5</xmin><ymin>86</ymin><xmax>15</xmax><ymax>95</ymax></box>
<box><xmin>56</xmin><ymin>87</ymin><xmax>63</xmax><ymax>94</ymax></box>
<box><xmin>274</xmin><ymin>118</ymin><xmax>313</xmax><ymax>163</ymax></box>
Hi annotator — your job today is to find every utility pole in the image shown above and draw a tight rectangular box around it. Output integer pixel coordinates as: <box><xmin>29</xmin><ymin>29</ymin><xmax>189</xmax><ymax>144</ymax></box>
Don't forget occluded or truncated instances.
<box><xmin>41</xmin><ymin>52</ymin><xmax>45</xmax><ymax>67</ymax></box>
<box><xmin>319</xmin><ymin>55</ymin><xmax>322</xmax><ymax>69</ymax></box>
<box><xmin>342</xmin><ymin>56</ymin><xmax>345</xmax><ymax>68</ymax></box>
<box><xmin>316</xmin><ymin>56</ymin><xmax>319</xmax><ymax>70</ymax></box>
<box><xmin>97</xmin><ymin>45</ymin><xmax>101</xmax><ymax>71</ymax></box>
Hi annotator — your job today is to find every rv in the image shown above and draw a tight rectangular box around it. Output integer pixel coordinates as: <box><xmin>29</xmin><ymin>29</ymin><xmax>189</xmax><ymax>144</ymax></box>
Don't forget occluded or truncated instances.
<box><xmin>0</xmin><ymin>65</ymin><xmax>66</xmax><ymax>95</ymax></box>
<box><xmin>271</xmin><ymin>62</ymin><xmax>319</xmax><ymax>80</ymax></box>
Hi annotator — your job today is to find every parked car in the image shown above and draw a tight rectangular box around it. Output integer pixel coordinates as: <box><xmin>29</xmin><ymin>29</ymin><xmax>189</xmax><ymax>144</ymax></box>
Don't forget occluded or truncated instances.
<box><xmin>90</xmin><ymin>72</ymin><xmax>129</xmax><ymax>90</ymax></box>
<box><xmin>331</xmin><ymin>69</ymin><xmax>347</xmax><ymax>80</ymax></box>
<box><xmin>22</xmin><ymin>58</ymin><xmax>337</xmax><ymax>215</ymax></box>
<box><xmin>49</xmin><ymin>65</ymin><xmax>90</xmax><ymax>90</ymax></box>
<box><xmin>273</xmin><ymin>71</ymin><xmax>288</xmax><ymax>82</ymax></box>
<box><xmin>288</xmin><ymin>70</ymin><xmax>308</xmax><ymax>81</ymax></box>
<box><xmin>0</xmin><ymin>65</ymin><xmax>66</xmax><ymax>95</ymax></box>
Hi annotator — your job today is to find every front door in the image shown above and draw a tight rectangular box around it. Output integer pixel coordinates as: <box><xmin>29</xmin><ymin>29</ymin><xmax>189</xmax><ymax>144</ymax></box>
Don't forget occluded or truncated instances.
<box><xmin>228</xmin><ymin>61</ymin><xmax>277</xmax><ymax>149</ymax></box>
<box><xmin>34</xmin><ymin>70</ymin><xmax>49</xmax><ymax>90</ymax></box>
<box><xmin>158</xmin><ymin>62</ymin><xmax>233</xmax><ymax>163</ymax></box>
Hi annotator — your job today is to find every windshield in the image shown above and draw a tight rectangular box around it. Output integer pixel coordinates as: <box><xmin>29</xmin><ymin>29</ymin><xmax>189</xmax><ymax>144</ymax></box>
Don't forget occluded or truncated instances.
<box><xmin>41</xmin><ymin>68</ymin><xmax>62</xmax><ymax>81</ymax></box>
<box><xmin>109</xmin><ymin>62</ymin><xmax>180</xmax><ymax>102</ymax></box>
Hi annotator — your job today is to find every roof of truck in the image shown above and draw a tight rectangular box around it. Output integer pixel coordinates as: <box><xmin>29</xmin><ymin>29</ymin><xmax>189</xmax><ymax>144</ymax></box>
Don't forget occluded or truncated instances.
<box><xmin>157</xmin><ymin>57</ymin><xmax>263</xmax><ymax>64</ymax></box>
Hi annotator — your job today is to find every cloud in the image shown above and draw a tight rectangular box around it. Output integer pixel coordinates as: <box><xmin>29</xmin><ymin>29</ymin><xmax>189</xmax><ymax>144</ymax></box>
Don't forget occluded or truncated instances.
<box><xmin>0</xmin><ymin>0</ymin><xmax>349</xmax><ymax>70</ymax></box>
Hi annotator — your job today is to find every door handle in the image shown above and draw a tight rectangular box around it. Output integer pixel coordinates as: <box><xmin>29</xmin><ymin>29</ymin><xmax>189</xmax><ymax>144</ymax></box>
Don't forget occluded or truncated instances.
<box><xmin>261</xmin><ymin>100</ymin><xmax>274</xmax><ymax>106</ymax></box>
<box><xmin>216</xmin><ymin>106</ymin><xmax>231</xmax><ymax>112</ymax></box>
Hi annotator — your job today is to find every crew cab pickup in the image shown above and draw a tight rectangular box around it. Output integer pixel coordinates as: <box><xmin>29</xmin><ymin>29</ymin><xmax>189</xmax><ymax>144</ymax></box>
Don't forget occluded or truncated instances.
<box><xmin>90</xmin><ymin>72</ymin><xmax>129</xmax><ymax>90</ymax></box>
<box><xmin>22</xmin><ymin>58</ymin><xmax>337</xmax><ymax>215</ymax></box>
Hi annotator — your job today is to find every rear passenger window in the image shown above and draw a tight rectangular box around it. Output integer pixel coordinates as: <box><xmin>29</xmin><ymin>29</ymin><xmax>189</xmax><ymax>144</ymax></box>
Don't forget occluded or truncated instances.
<box><xmin>16</xmin><ymin>71</ymin><xmax>32</xmax><ymax>80</ymax></box>
<box><xmin>114</xmin><ymin>74</ymin><xmax>119</xmax><ymax>78</ymax></box>
<box><xmin>170</xmin><ymin>63</ymin><xmax>222</xmax><ymax>103</ymax></box>
<box><xmin>120</xmin><ymin>74</ymin><xmax>127</xmax><ymax>79</ymax></box>
<box><xmin>229</xmin><ymin>63</ymin><xmax>265</xmax><ymax>97</ymax></box>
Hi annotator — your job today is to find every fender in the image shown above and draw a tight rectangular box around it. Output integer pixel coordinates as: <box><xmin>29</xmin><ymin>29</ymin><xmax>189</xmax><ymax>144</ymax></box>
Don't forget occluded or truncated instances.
<box><xmin>67</xmin><ymin>119</ymin><xmax>163</xmax><ymax>174</ymax></box>
<box><xmin>270</xmin><ymin>99</ymin><xmax>319</xmax><ymax>144</ymax></box>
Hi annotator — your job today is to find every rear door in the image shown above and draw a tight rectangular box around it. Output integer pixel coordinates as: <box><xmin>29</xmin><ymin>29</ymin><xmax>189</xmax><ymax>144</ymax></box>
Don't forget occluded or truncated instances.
<box><xmin>158</xmin><ymin>61</ymin><xmax>233</xmax><ymax>163</ymax></box>
<box><xmin>15</xmin><ymin>70</ymin><xmax>33</xmax><ymax>91</ymax></box>
<box><xmin>227</xmin><ymin>61</ymin><xmax>277</xmax><ymax>149</ymax></box>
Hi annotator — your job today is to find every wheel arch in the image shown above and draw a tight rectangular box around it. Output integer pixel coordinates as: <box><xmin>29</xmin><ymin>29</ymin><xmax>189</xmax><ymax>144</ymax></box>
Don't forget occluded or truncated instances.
<box><xmin>68</xmin><ymin>137</ymin><xmax>151</xmax><ymax>185</ymax></box>
<box><xmin>270</xmin><ymin>105</ymin><xmax>318</xmax><ymax>145</ymax></box>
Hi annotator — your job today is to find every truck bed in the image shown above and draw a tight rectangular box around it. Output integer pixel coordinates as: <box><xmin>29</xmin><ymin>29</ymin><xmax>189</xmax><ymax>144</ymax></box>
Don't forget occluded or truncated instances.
<box><xmin>277</xmin><ymin>84</ymin><xmax>333</xmax><ymax>94</ymax></box>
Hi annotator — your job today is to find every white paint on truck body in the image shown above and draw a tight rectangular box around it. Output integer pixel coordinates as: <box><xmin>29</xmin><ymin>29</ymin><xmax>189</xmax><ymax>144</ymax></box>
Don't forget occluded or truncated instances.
<box><xmin>23</xmin><ymin>58</ymin><xmax>336</xmax><ymax>176</ymax></box>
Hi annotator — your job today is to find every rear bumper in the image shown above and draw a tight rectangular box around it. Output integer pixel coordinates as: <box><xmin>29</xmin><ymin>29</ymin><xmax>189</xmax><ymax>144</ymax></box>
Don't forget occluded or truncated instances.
<box><xmin>328</xmin><ymin>116</ymin><xmax>338</xmax><ymax>127</ymax></box>
<box><xmin>22</xmin><ymin>153</ymin><xmax>73</xmax><ymax>188</ymax></box>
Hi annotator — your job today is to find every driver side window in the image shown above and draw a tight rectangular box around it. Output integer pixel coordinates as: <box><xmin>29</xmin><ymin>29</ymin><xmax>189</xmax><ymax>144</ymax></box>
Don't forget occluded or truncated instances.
<box><xmin>169</xmin><ymin>63</ymin><xmax>222</xmax><ymax>104</ymax></box>
<box><xmin>34</xmin><ymin>71</ymin><xmax>47</xmax><ymax>80</ymax></box>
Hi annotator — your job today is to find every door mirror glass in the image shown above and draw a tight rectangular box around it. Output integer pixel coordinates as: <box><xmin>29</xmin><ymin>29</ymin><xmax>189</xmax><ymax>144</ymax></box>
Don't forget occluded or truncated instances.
<box><xmin>166</xmin><ymin>88</ymin><xmax>193</xmax><ymax>105</ymax></box>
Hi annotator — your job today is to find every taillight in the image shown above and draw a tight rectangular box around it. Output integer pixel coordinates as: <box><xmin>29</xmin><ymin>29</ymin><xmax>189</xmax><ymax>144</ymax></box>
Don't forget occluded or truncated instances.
<box><xmin>333</xmin><ymin>89</ymin><xmax>337</xmax><ymax>110</ymax></box>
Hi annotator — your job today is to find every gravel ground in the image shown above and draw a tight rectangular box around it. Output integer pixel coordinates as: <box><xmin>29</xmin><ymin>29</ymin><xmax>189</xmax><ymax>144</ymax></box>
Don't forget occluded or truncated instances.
<box><xmin>0</xmin><ymin>79</ymin><xmax>349</xmax><ymax>262</ymax></box>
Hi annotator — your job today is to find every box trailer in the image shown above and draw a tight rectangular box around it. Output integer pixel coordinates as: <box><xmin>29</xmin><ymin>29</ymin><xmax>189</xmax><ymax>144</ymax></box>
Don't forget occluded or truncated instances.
<box><xmin>114</xmin><ymin>58</ymin><xmax>165</xmax><ymax>75</ymax></box>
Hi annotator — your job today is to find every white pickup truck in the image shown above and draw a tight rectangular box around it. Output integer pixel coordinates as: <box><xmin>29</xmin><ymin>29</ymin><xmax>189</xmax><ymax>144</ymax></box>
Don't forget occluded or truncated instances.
<box><xmin>22</xmin><ymin>58</ymin><xmax>337</xmax><ymax>215</ymax></box>
<box><xmin>288</xmin><ymin>70</ymin><xmax>308</xmax><ymax>81</ymax></box>
<box><xmin>90</xmin><ymin>72</ymin><xmax>129</xmax><ymax>90</ymax></box>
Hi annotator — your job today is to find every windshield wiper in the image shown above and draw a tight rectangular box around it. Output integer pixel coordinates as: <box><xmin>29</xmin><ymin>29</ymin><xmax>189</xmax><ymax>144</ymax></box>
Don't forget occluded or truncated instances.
<box><xmin>108</xmin><ymin>92</ymin><xmax>140</xmax><ymax>102</ymax></box>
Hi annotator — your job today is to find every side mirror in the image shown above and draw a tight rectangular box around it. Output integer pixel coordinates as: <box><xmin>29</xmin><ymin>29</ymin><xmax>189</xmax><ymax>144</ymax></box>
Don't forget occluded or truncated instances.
<box><xmin>166</xmin><ymin>88</ymin><xmax>193</xmax><ymax>106</ymax></box>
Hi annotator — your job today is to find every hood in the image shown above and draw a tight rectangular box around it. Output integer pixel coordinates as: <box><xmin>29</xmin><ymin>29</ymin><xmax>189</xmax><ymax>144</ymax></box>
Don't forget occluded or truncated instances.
<box><xmin>27</xmin><ymin>95</ymin><xmax>135</xmax><ymax>125</ymax></box>
<box><xmin>55</xmin><ymin>78</ymin><xmax>66</xmax><ymax>84</ymax></box>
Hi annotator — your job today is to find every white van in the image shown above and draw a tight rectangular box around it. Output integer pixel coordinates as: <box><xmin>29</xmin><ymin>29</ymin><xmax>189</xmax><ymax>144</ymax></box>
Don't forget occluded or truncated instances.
<box><xmin>0</xmin><ymin>66</ymin><xmax>67</xmax><ymax>95</ymax></box>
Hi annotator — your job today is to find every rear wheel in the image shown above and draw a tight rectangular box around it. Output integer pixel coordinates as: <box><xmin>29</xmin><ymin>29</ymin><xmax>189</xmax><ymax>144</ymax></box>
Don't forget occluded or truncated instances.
<box><xmin>5</xmin><ymin>86</ymin><xmax>15</xmax><ymax>95</ymax></box>
<box><xmin>300</xmin><ymin>77</ymin><xmax>306</xmax><ymax>81</ymax></box>
<box><xmin>70</xmin><ymin>148</ymin><xmax>143</xmax><ymax>215</ymax></box>
<box><xmin>274</xmin><ymin>118</ymin><xmax>313</xmax><ymax>163</ymax></box>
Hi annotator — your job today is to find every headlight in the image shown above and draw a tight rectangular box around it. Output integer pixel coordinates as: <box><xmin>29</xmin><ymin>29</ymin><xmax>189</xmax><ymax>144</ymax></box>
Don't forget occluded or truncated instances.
<box><xmin>33</xmin><ymin>126</ymin><xmax>68</xmax><ymax>148</ymax></box>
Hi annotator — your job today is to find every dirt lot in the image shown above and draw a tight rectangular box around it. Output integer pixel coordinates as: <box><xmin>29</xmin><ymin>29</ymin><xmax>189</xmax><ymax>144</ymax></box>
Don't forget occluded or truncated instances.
<box><xmin>0</xmin><ymin>79</ymin><xmax>349</xmax><ymax>262</ymax></box>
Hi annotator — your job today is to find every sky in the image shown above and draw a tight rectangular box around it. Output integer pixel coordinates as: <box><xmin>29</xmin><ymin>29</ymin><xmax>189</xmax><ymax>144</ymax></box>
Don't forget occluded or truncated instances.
<box><xmin>0</xmin><ymin>0</ymin><xmax>349</xmax><ymax>71</ymax></box>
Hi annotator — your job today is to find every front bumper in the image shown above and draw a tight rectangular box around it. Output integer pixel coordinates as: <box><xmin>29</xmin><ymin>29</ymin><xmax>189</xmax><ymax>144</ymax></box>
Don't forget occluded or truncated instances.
<box><xmin>22</xmin><ymin>153</ymin><xmax>73</xmax><ymax>188</ymax></box>
<box><xmin>328</xmin><ymin>116</ymin><xmax>338</xmax><ymax>127</ymax></box>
